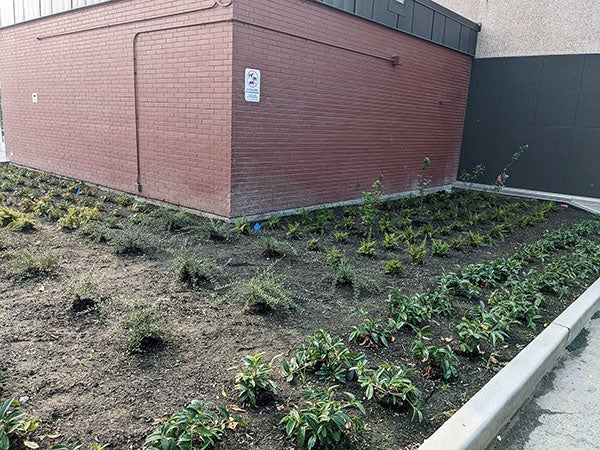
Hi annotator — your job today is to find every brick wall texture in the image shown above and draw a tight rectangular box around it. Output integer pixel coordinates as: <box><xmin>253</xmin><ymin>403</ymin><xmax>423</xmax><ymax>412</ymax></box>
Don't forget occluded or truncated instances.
<box><xmin>0</xmin><ymin>0</ymin><xmax>472</xmax><ymax>218</ymax></box>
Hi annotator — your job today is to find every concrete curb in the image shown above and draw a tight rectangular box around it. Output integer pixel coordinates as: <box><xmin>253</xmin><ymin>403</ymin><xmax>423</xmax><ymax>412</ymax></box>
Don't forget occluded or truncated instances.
<box><xmin>419</xmin><ymin>276</ymin><xmax>600</xmax><ymax>450</ymax></box>
<box><xmin>452</xmin><ymin>181</ymin><xmax>600</xmax><ymax>215</ymax></box>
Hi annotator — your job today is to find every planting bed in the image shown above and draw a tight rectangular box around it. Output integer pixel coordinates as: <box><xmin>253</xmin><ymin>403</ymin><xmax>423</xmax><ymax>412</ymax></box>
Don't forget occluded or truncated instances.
<box><xmin>1</xmin><ymin>164</ymin><xmax>600</xmax><ymax>450</ymax></box>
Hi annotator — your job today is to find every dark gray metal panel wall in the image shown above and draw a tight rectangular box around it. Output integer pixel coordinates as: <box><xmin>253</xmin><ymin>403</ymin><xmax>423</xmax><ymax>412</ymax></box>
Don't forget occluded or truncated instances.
<box><xmin>311</xmin><ymin>0</ymin><xmax>480</xmax><ymax>56</ymax></box>
<box><xmin>460</xmin><ymin>54</ymin><xmax>600</xmax><ymax>199</ymax></box>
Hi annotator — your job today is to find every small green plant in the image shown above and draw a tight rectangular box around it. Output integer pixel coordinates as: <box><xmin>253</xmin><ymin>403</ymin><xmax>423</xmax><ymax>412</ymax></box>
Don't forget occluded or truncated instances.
<box><xmin>405</xmin><ymin>239</ymin><xmax>427</xmax><ymax>265</ymax></box>
<box><xmin>306</xmin><ymin>237</ymin><xmax>320</xmax><ymax>251</ymax></box>
<box><xmin>411</xmin><ymin>340</ymin><xmax>459</xmax><ymax>380</ymax></box>
<box><xmin>358</xmin><ymin>180</ymin><xmax>384</xmax><ymax>235</ymax></box>
<box><xmin>280</xmin><ymin>386</ymin><xmax>365</xmax><ymax>450</ymax></box>
<box><xmin>324</xmin><ymin>247</ymin><xmax>345</xmax><ymax>267</ymax></box>
<box><xmin>386</xmin><ymin>288</ymin><xmax>433</xmax><ymax>326</ymax></box>
<box><xmin>357</xmin><ymin>238</ymin><xmax>376</xmax><ymax>257</ymax></box>
<box><xmin>199</xmin><ymin>219</ymin><xmax>235</xmax><ymax>242</ymax></box>
<box><xmin>0</xmin><ymin>206</ymin><xmax>37</xmax><ymax>232</ymax></box>
<box><xmin>285</xmin><ymin>222</ymin><xmax>303</xmax><ymax>239</ymax></box>
<box><xmin>0</xmin><ymin>398</ymin><xmax>39</xmax><ymax>450</ymax></box>
<box><xmin>143</xmin><ymin>400</ymin><xmax>244</xmax><ymax>450</ymax></box>
<box><xmin>295</xmin><ymin>208</ymin><xmax>311</xmax><ymax>226</ymax></box>
<box><xmin>3</xmin><ymin>248</ymin><xmax>58</xmax><ymax>281</ymax></box>
<box><xmin>282</xmin><ymin>329</ymin><xmax>365</xmax><ymax>384</ymax></box>
<box><xmin>79</xmin><ymin>221</ymin><xmax>112</xmax><ymax>244</ymax></box>
<box><xmin>333</xmin><ymin>230</ymin><xmax>349</xmax><ymax>243</ymax></box>
<box><xmin>151</xmin><ymin>209</ymin><xmax>194</xmax><ymax>232</ymax></box>
<box><xmin>235</xmin><ymin>353</ymin><xmax>277</xmax><ymax>406</ymax></box>
<box><xmin>324</xmin><ymin>261</ymin><xmax>380</xmax><ymax>299</ymax></box>
<box><xmin>466</xmin><ymin>231</ymin><xmax>486</xmax><ymax>247</ymax></box>
<box><xmin>121</xmin><ymin>305</ymin><xmax>165</xmax><ymax>353</ymax></box>
<box><xmin>109</xmin><ymin>225</ymin><xmax>156</xmax><ymax>255</ymax></box>
<box><xmin>234</xmin><ymin>215</ymin><xmax>251</xmax><ymax>235</ymax></box>
<box><xmin>357</xmin><ymin>363</ymin><xmax>422</xmax><ymax>420</ymax></box>
<box><xmin>228</xmin><ymin>264</ymin><xmax>297</xmax><ymax>313</ymax></box>
<box><xmin>382</xmin><ymin>232</ymin><xmax>400</xmax><ymax>250</ymax></box>
<box><xmin>450</xmin><ymin>235</ymin><xmax>465</xmax><ymax>249</ymax></box>
<box><xmin>62</xmin><ymin>275</ymin><xmax>103</xmax><ymax>313</ymax></box>
<box><xmin>265</xmin><ymin>215</ymin><xmax>281</xmax><ymax>230</ymax></box>
<box><xmin>383</xmin><ymin>258</ymin><xmax>404</xmax><ymax>276</ymax></box>
<box><xmin>349</xmin><ymin>318</ymin><xmax>391</xmax><ymax>348</ymax></box>
<box><xmin>115</xmin><ymin>195</ymin><xmax>135</xmax><ymax>207</ymax></box>
<box><xmin>431</xmin><ymin>238</ymin><xmax>450</xmax><ymax>257</ymax></box>
<box><xmin>416</xmin><ymin>157</ymin><xmax>432</xmax><ymax>198</ymax></box>
<box><xmin>57</xmin><ymin>206</ymin><xmax>101</xmax><ymax>231</ymax></box>
<box><xmin>454</xmin><ymin>303</ymin><xmax>510</xmax><ymax>354</ymax></box>
<box><xmin>172</xmin><ymin>248</ymin><xmax>221</xmax><ymax>289</ymax></box>
<box><xmin>258</xmin><ymin>236</ymin><xmax>298</xmax><ymax>258</ymax></box>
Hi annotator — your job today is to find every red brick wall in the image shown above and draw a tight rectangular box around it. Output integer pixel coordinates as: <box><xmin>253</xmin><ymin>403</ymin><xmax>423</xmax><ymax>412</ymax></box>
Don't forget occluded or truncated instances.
<box><xmin>0</xmin><ymin>0</ymin><xmax>472</xmax><ymax>218</ymax></box>
<box><xmin>0</xmin><ymin>0</ymin><xmax>233</xmax><ymax>216</ymax></box>
<box><xmin>230</xmin><ymin>0</ymin><xmax>472</xmax><ymax>217</ymax></box>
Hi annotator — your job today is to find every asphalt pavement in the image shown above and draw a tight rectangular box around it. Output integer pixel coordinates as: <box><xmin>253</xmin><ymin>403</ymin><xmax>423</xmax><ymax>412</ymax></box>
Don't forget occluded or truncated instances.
<box><xmin>489</xmin><ymin>311</ymin><xmax>600</xmax><ymax>450</ymax></box>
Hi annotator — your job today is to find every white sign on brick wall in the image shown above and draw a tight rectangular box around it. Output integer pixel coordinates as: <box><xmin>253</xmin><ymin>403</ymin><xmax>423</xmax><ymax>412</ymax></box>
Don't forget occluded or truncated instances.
<box><xmin>244</xmin><ymin>68</ymin><xmax>261</xmax><ymax>103</ymax></box>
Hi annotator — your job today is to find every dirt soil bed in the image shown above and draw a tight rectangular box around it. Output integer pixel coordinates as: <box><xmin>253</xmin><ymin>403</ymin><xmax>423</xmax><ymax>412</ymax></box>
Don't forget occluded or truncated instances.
<box><xmin>1</xmin><ymin>164</ymin><xmax>599</xmax><ymax>450</ymax></box>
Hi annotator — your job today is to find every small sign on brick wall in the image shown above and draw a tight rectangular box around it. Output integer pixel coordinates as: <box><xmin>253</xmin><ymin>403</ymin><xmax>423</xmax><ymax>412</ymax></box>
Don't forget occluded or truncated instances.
<box><xmin>244</xmin><ymin>68</ymin><xmax>261</xmax><ymax>103</ymax></box>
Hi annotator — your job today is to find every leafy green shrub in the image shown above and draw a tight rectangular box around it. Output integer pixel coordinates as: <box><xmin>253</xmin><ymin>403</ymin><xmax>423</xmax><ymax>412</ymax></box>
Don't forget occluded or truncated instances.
<box><xmin>79</xmin><ymin>221</ymin><xmax>112</xmax><ymax>244</ymax></box>
<box><xmin>285</xmin><ymin>222</ymin><xmax>303</xmax><ymax>239</ymax></box>
<box><xmin>234</xmin><ymin>215</ymin><xmax>251</xmax><ymax>235</ymax></box>
<box><xmin>349</xmin><ymin>318</ymin><xmax>391</xmax><ymax>348</ymax></box>
<box><xmin>172</xmin><ymin>249</ymin><xmax>221</xmax><ymax>289</ymax></box>
<box><xmin>358</xmin><ymin>180</ymin><xmax>384</xmax><ymax>235</ymax></box>
<box><xmin>333</xmin><ymin>231</ymin><xmax>349</xmax><ymax>243</ymax></box>
<box><xmin>431</xmin><ymin>238</ymin><xmax>449</xmax><ymax>257</ymax></box>
<box><xmin>386</xmin><ymin>288</ymin><xmax>432</xmax><ymax>327</ymax></box>
<box><xmin>196</xmin><ymin>219</ymin><xmax>235</xmax><ymax>242</ymax></box>
<box><xmin>121</xmin><ymin>306</ymin><xmax>165</xmax><ymax>353</ymax></box>
<box><xmin>115</xmin><ymin>195</ymin><xmax>135</xmax><ymax>207</ymax></box>
<box><xmin>0</xmin><ymin>206</ymin><xmax>37</xmax><ymax>232</ymax></box>
<box><xmin>382</xmin><ymin>232</ymin><xmax>400</xmax><ymax>250</ymax></box>
<box><xmin>143</xmin><ymin>400</ymin><xmax>243</xmax><ymax>450</ymax></box>
<box><xmin>258</xmin><ymin>236</ymin><xmax>298</xmax><ymax>258</ymax></box>
<box><xmin>357</xmin><ymin>364</ymin><xmax>422</xmax><ymax>420</ymax></box>
<box><xmin>306</xmin><ymin>237</ymin><xmax>320</xmax><ymax>251</ymax></box>
<box><xmin>454</xmin><ymin>303</ymin><xmax>510</xmax><ymax>353</ymax></box>
<box><xmin>228</xmin><ymin>264</ymin><xmax>297</xmax><ymax>313</ymax></box>
<box><xmin>109</xmin><ymin>225</ymin><xmax>156</xmax><ymax>255</ymax></box>
<box><xmin>466</xmin><ymin>231</ymin><xmax>488</xmax><ymax>247</ymax></box>
<box><xmin>411</xmin><ymin>340</ymin><xmax>458</xmax><ymax>380</ymax></box>
<box><xmin>265</xmin><ymin>215</ymin><xmax>281</xmax><ymax>230</ymax></box>
<box><xmin>405</xmin><ymin>239</ymin><xmax>427</xmax><ymax>265</ymax></box>
<box><xmin>324</xmin><ymin>261</ymin><xmax>380</xmax><ymax>299</ymax></box>
<box><xmin>280</xmin><ymin>387</ymin><xmax>365</xmax><ymax>450</ymax></box>
<box><xmin>324</xmin><ymin>247</ymin><xmax>345</xmax><ymax>267</ymax></box>
<box><xmin>57</xmin><ymin>206</ymin><xmax>101</xmax><ymax>231</ymax></box>
<box><xmin>0</xmin><ymin>398</ymin><xmax>39</xmax><ymax>450</ymax></box>
<box><xmin>3</xmin><ymin>249</ymin><xmax>58</xmax><ymax>281</ymax></box>
<box><xmin>150</xmin><ymin>209</ymin><xmax>194</xmax><ymax>232</ymax></box>
<box><xmin>383</xmin><ymin>258</ymin><xmax>404</xmax><ymax>276</ymax></box>
<box><xmin>235</xmin><ymin>353</ymin><xmax>277</xmax><ymax>406</ymax></box>
<box><xmin>282</xmin><ymin>329</ymin><xmax>364</xmax><ymax>384</ymax></box>
<box><xmin>357</xmin><ymin>238</ymin><xmax>376</xmax><ymax>256</ymax></box>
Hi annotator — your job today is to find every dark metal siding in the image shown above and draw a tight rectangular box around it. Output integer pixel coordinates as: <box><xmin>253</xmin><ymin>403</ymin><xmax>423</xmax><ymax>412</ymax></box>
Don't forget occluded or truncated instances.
<box><xmin>460</xmin><ymin>54</ymin><xmax>600</xmax><ymax>198</ymax></box>
<box><xmin>311</xmin><ymin>0</ymin><xmax>480</xmax><ymax>56</ymax></box>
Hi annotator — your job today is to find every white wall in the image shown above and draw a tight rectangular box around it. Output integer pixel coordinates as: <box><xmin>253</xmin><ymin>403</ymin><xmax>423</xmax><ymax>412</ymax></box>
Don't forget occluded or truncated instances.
<box><xmin>0</xmin><ymin>0</ymin><xmax>110</xmax><ymax>27</ymax></box>
<box><xmin>435</xmin><ymin>0</ymin><xmax>600</xmax><ymax>58</ymax></box>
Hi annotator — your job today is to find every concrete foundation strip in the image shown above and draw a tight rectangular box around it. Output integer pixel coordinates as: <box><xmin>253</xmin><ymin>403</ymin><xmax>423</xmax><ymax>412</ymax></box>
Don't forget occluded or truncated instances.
<box><xmin>419</xmin><ymin>275</ymin><xmax>600</xmax><ymax>450</ymax></box>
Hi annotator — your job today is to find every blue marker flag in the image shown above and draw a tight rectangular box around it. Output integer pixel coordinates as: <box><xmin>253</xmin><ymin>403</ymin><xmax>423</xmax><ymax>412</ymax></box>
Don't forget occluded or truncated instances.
<box><xmin>253</xmin><ymin>222</ymin><xmax>261</xmax><ymax>231</ymax></box>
